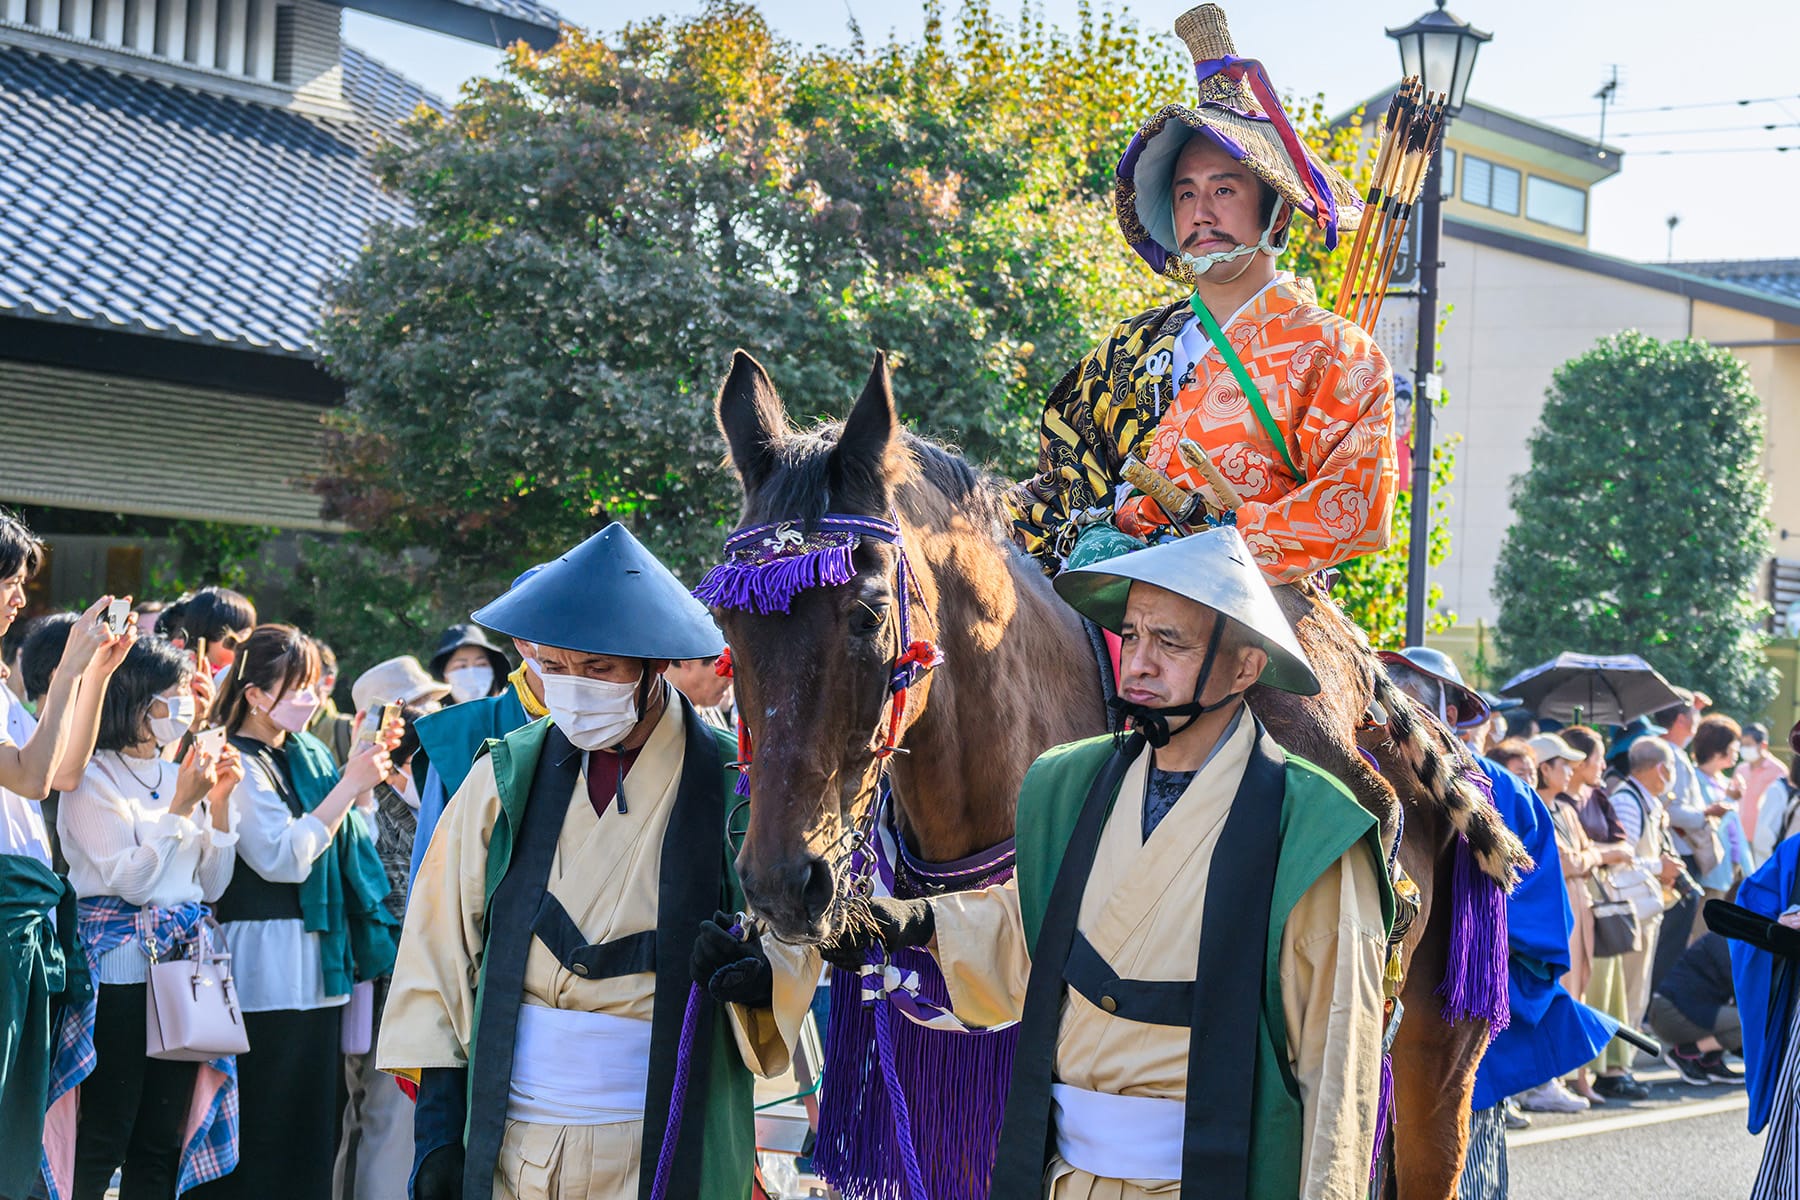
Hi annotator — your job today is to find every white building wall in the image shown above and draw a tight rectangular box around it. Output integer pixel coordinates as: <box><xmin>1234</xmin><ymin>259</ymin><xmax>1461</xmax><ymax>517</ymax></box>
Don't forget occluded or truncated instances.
<box><xmin>1431</xmin><ymin>236</ymin><xmax>1691</xmax><ymax>625</ymax></box>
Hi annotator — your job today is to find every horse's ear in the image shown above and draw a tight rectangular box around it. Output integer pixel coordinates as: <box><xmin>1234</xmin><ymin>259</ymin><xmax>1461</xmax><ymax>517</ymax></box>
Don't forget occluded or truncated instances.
<box><xmin>716</xmin><ymin>350</ymin><xmax>789</xmax><ymax>490</ymax></box>
<box><xmin>832</xmin><ymin>352</ymin><xmax>899</xmax><ymax>496</ymax></box>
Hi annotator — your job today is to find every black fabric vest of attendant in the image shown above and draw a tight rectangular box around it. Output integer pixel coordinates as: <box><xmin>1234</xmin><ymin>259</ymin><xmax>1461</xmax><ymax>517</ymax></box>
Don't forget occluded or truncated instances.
<box><xmin>462</xmin><ymin>705</ymin><xmax>728</xmax><ymax>1200</ymax></box>
<box><xmin>991</xmin><ymin>727</ymin><xmax>1287</xmax><ymax>1200</ymax></box>
<box><xmin>211</xmin><ymin>735</ymin><xmax>305</xmax><ymax>924</ymax></box>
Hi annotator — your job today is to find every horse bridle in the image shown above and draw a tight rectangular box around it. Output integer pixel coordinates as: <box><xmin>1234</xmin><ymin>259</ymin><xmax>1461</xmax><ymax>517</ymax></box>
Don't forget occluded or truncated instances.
<box><xmin>698</xmin><ymin>512</ymin><xmax>944</xmax><ymax>897</ymax></box>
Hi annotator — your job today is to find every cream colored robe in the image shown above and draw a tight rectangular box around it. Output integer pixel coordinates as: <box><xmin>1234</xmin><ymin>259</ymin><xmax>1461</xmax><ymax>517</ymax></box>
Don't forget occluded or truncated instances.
<box><xmin>934</xmin><ymin>715</ymin><xmax>1388</xmax><ymax>1200</ymax></box>
<box><xmin>379</xmin><ymin>699</ymin><xmax>819</xmax><ymax>1200</ymax></box>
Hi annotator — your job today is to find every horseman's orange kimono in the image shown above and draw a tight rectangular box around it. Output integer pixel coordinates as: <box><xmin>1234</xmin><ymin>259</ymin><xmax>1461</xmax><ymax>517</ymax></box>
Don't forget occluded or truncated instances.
<box><xmin>1006</xmin><ymin>274</ymin><xmax>1396</xmax><ymax>584</ymax></box>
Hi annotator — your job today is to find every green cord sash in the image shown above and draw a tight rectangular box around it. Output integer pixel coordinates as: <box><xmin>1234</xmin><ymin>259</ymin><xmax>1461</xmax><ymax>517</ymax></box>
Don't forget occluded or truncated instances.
<box><xmin>1188</xmin><ymin>293</ymin><xmax>1306</xmax><ymax>484</ymax></box>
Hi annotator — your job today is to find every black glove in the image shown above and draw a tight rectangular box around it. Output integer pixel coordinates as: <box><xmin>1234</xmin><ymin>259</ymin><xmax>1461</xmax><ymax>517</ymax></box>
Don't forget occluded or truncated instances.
<box><xmin>411</xmin><ymin>1143</ymin><xmax>463</xmax><ymax>1200</ymax></box>
<box><xmin>691</xmin><ymin>910</ymin><xmax>774</xmax><ymax>1007</ymax></box>
<box><xmin>820</xmin><ymin>896</ymin><xmax>936</xmax><ymax>970</ymax></box>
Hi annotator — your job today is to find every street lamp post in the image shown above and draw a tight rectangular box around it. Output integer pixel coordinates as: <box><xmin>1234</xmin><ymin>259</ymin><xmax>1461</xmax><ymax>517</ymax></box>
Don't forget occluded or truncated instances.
<box><xmin>1386</xmin><ymin>0</ymin><xmax>1490</xmax><ymax>647</ymax></box>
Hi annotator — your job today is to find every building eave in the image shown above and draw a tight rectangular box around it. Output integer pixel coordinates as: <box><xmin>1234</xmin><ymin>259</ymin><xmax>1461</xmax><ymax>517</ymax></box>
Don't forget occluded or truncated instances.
<box><xmin>328</xmin><ymin>0</ymin><xmax>559</xmax><ymax>50</ymax></box>
<box><xmin>1446</xmin><ymin>219</ymin><xmax>1800</xmax><ymax>325</ymax></box>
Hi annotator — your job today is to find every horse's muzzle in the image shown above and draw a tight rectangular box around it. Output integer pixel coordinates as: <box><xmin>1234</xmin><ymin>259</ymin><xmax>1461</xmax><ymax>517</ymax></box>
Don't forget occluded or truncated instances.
<box><xmin>738</xmin><ymin>852</ymin><xmax>837</xmax><ymax>943</ymax></box>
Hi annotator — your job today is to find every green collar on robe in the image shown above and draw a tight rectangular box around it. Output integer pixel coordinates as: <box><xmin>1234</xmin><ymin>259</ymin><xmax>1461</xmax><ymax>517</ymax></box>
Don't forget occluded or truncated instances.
<box><xmin>1012</xmin><ymin>734</ymin><xmax>1393</xmax><ymax>1200</ymax></box>
<box><xmin>469</xmin><ymin>715</ymin><xmax>756</xmax><ymax>1200</ymax></box>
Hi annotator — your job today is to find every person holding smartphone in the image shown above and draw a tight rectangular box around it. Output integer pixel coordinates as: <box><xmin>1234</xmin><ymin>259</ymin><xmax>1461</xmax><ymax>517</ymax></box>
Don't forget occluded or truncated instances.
<box><xmin>45</xmin><ymin>637</ymin><xmax>245</xmax><ymax>1198</ymax></box>
<box><xmin>185</xmin><ymin>625</ymin><xmax>402</xmax><ymax>1200</ymax></box>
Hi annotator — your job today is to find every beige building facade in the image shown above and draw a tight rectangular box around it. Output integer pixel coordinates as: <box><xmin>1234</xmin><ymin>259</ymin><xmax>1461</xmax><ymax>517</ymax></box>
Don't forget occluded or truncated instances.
<box><xmin>1345</xmin><ymin>91</ymin><xmax>1800</xmax><ymax>722</ymax></box>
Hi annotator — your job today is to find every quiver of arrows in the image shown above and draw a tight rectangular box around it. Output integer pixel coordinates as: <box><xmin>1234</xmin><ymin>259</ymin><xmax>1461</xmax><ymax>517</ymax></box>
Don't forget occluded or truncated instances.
<box><xmin>1333</xmin><ymin>79</ymin><xmax>1448</xmax><ymax>332</ymax></box>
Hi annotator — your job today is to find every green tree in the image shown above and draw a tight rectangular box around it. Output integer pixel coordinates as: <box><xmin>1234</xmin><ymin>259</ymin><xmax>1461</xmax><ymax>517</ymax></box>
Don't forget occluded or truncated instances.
<box><xmin>316</xmin><ymin>0</ymin><xmax>1453</xmax><ymax>658</ymax></box>
<box><xmin>1494</xmin><ymin>331</ymin><xmax>1775</xmax><ymax>715</ymax></box>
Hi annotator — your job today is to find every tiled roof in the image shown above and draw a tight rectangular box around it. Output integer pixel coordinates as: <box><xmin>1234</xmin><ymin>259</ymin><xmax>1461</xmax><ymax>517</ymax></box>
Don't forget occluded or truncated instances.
<box><xmin>0</xmin><ymin>43</ymin><xmax>437</xmax><ymax>357</ymax></box>
<box><xmin>1673</xmin><ymin>259</ymin><xmax>1800</xmax><ymax>307</ymax></box>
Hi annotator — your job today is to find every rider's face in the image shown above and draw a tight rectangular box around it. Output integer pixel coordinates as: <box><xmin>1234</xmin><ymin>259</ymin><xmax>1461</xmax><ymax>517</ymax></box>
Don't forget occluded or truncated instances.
<box><xmin>1171</xmin><ymin>136</ymin><xmax>1282</xmax><ymax>257</ymax></box>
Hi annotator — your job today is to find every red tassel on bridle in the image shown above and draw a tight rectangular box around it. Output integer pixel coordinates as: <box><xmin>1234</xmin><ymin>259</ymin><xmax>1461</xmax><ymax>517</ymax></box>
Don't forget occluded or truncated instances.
<box><xmin>876</xmin><ymin>639</ymin><xmax>944</xmax><ymax>760</ymax></box>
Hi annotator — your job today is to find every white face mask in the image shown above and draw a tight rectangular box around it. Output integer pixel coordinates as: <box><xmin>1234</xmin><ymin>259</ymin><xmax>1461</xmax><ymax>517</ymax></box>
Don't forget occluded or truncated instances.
<box><xmin>446</xmin><ymin>664</ymin><xmax>495</xmax><ymax>704</ymax></box>
<box><xmin>1742</xmin><ymin>745</ymin><xmax>1762</xmax><ymax>763</ymax></box>
<box><xmin>541</xmin><ymin>672</ymin><xmax>641</xmax><ymax>751</ymax></box>
<box><xmin>149</xmin><ymin>690</ymin><xmax>196</xmax><ymax>747</ymax></box>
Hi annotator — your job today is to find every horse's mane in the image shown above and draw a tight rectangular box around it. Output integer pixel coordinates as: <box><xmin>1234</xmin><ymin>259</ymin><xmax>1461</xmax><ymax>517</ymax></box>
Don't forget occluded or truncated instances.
<box><xmin>751</xmin><ymin>422</ymin><xmax>1006</xmax><ymax>532</ymax></box>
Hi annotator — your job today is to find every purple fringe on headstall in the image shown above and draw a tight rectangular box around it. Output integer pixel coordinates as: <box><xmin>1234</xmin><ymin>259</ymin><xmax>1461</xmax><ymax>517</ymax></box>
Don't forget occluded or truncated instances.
<box><xmin>1436</xmin><ymin>767</ymin><xmax>1511</xmax><ymax>1034</ymax></box>
<box><xmin>814</xmin><ymin>950</ymin><xmax>1017</xmax><ymax>1200</ymax></box>
<box><xmin>694</xmin><ymin>543</ymin><xmax>859</xmax><ymax>615</ymax></box>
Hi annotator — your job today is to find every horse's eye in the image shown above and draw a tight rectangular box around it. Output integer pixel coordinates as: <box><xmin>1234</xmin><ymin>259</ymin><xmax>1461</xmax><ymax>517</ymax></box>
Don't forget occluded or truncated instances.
<box><xmin>853</xmin><ymin>604</ymin><xmax>888</xmax><ymax>635</ymax></box>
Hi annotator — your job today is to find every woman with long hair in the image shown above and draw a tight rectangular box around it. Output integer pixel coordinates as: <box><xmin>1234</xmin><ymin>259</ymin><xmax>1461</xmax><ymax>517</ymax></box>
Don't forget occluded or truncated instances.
<box><xmin>185</xmin><ymin>626</ymin><xmax>401</xmax><ymax>1200</ymax></box>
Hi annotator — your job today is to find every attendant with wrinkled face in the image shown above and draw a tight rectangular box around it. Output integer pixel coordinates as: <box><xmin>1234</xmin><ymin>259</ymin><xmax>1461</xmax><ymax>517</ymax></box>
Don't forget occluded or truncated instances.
<box><xmin>379</xmin><ymin>523</ymin><xmax>818</xmax><ymax>1200</ymax></box>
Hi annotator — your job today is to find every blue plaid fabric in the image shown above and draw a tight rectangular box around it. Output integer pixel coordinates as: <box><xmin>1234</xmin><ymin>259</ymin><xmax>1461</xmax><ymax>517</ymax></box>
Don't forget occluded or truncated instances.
<box><xmin>41</xmin><ymin>896</ymin><xmax>239</xmax><ymax>1198</ymax></box>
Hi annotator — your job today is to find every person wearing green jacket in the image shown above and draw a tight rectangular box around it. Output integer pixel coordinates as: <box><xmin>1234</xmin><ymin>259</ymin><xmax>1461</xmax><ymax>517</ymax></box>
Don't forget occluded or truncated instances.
<box><xmin>379</xmin><ymin>524</ymin><xmax>818</xmax><ymax>1200</ymax></box>
<box><xmin>827</xmin><ymin>527</ymin><xmax>1393</xmax><ymax>1200</ymax></box>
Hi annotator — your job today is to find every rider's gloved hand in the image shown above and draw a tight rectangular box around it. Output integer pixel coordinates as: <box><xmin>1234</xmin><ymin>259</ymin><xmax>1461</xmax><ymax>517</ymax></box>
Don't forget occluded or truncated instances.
<box><xmin>820</xmin><ymin>896</ymin><xmax>935</xmax><ymax>970</ymax></box>
<box><xmin>690</xmin><ymin>910</ymin><xmax>774</xmax><ymax>1008</ymax></box>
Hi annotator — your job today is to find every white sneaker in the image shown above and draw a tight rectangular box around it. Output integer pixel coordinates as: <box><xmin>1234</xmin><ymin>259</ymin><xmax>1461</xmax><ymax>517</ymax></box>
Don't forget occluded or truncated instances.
<box><xmin>1518</xmin><ymin>1080</ymin><xmax>1589</xmax><ymax>1113</ymax></box>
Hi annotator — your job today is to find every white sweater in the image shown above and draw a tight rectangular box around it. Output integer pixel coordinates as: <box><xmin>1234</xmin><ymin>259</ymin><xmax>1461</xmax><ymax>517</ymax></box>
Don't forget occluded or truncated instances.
<box><xmin>59</xmin><ymin>750</ymin><xmax>238</xmax><ymax>983</ymax></box>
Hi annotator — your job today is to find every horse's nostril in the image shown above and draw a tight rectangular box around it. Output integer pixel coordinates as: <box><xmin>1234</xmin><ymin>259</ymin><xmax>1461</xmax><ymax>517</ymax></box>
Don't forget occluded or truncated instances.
<box><xmin>799</xmin><ymin>857</ymin><xmax>835</xmax><ymax>926</ymax></box>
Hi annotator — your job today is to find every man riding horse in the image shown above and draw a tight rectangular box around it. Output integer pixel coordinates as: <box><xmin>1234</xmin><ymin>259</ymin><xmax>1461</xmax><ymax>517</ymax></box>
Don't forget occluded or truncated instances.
<box><xmin>1008</xmin><ymin>2</ymin><xmax>1394</xmax><ymax>586</ymax></box>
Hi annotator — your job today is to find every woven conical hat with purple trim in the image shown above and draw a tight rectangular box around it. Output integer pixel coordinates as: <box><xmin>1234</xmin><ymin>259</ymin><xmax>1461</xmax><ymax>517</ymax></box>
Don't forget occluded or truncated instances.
<box><xmin>1117</xmin><ymin>4</ymin><xmax>1363</xmax><ymax>288</ymax></box>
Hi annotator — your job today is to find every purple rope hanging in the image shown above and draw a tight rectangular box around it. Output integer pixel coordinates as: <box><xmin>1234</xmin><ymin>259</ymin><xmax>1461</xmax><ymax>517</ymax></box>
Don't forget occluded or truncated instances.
<box><xmin>649</xmin><ymin>920</ymin><xmax>744</xmax><ymax>1200</ymax></box>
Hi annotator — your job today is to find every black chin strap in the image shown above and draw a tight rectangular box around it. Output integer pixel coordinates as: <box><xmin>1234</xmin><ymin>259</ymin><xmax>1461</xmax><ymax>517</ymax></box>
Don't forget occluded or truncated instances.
<box><xmin>1107</xmin><ymin>618</ymin><xmax>1242</xmax><ymax>749</ymax></box>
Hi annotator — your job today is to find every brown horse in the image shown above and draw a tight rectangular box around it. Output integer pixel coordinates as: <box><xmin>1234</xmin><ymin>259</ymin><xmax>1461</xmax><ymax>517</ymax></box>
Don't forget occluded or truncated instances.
<box><xmin>712</xmin><ymin>349</ymin><xmax>1526</xmax><ymax>1199</ymax></box>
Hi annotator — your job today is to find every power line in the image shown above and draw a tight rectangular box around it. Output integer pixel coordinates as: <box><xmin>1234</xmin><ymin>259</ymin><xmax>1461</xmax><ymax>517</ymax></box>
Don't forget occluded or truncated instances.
<box><xmin>1612</xmin><ymin>121</ymin><xmax>1800</xmax><ymax>138</ymax></box>
<box><xmin>1533</xmin><ymin>92</ymin><xmax>1800</xmax><ymax>120</ymax></box>
<box><xmin>1627</xmin><ymin>144</ymin><xmax>1796</xmax><ymax>156</ymax></box>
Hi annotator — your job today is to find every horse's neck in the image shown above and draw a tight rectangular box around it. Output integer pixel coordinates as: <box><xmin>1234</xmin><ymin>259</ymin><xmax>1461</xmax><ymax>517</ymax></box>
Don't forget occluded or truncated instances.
<box><xmin>888</xmin><ymin>533</ymin><xmax>1105</xmax><ymax>862</ymax></box>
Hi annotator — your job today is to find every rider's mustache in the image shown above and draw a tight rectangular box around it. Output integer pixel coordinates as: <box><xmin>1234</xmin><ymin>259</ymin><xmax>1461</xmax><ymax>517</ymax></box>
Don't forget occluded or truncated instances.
<box><xmin>1182</xmin><ymin>229</ymin><xmax>1240</xmax><ymax>250</ymax></box>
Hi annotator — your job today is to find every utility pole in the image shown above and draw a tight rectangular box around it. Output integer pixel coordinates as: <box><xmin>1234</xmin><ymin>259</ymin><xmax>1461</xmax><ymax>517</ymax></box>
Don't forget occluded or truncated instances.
<box><xmin>1594</xmin><ymin>65</ymin><xmax>1619</xmax><ymax>156</ymax></box>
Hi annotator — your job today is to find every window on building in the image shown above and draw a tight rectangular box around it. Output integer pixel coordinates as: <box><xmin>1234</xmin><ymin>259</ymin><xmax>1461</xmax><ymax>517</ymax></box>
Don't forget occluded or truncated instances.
<box><xmin>1461</xmin><ymin>154</ymin><xmax>1520</xmax><ymax>216</ymax></box>
<box><xmin>1440</xmin><ymin>148</ymin><xmax>1456</xmax><ymax>199</ymax></box>
<box><xmin>1526</xmin><ymin>175</ymin><xmax>1587</xmax><ymax>234</ymax></box>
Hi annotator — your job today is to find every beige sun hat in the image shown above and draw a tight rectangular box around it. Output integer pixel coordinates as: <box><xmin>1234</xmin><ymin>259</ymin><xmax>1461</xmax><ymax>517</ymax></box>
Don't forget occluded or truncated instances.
<box><xmin>1115</xmin><ymin>3</ymin><xmax>1363</xmax><ymax>289</ymax></box>
<box><xmin>352</xmin><ymin>655</ymin><xmax>451</xmax><ymax>715</ymax></box>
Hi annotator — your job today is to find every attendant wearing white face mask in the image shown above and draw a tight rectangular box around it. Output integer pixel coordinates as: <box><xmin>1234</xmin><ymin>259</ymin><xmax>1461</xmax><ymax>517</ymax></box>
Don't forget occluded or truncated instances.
<box><xmin>187</xmin><ymin>626</ymin><xmax>404</xmax><ymax>1200</ymax></box>
<box><xmin>51</xmin><ymin>637</ymin><xmax>244</xmax><ymax>1199</ymax></box>
<box><xmin>381</xmin><ymin>524</ymin><xmax>820</xmax><ymax>1200</ymax></box>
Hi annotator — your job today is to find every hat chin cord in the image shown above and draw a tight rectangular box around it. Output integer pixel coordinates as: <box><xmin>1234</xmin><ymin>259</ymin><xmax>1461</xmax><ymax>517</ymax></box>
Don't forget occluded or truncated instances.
<box><xmin>1107</xmin><ymin>618</ymin><xmax>1245</xmax><ymax>750</ymax></box>
<box><xmin>1175</xmin><ymin>201</ymin><xmax>1290</xmax><ymax>282</ymax></box>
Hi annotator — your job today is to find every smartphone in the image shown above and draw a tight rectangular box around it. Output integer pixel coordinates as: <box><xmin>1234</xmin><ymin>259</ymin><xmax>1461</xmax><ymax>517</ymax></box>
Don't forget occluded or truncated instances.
<box><xmin>104</xmin><ymin>598</ymin><xmax>131</xmax><ymax>635</ymax></box>
<box><xmin>357</xmin><ymin>703</ymin><xmax>401</xmax><ymax>743</ymax></box>
<box><xmin>194</xmin><ymin>638</ymin><xmax>208</xmax><ymax>669</ymax></box>
<box><xmin>193</xmin><ymin>726</ymin><xmax>229</xmax><ymax>758</ymax></box>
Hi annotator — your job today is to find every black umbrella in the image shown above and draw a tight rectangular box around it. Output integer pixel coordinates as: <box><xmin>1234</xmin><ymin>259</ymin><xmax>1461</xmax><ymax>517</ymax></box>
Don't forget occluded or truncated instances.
<box><xmin>1499</xmin><ymin>653</ymin><xmax>1684</xmax><ymax>726</ymax></box>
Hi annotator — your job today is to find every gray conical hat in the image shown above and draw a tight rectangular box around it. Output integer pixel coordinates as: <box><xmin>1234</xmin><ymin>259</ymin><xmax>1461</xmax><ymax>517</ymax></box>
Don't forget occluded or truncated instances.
<box><xmin>472</xmin><ymin>523</ymin><xmax>724</xmax><ymax>661</ymax></box>
<box><xmin>1054</xmin><ymin>526</ymin><xmax>1318</xmax><ymax>695</ymax></box>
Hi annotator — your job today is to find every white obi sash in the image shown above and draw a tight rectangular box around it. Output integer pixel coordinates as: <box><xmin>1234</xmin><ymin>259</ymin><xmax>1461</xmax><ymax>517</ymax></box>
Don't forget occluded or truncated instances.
<box><xmin>1051</xmin><ymin>1082</ymin><xmax>1184</xmax><ymax>1182</ymax></box>
<box><xmin>507</xmin><ymin>1004</ymin><xmax>652</xmax><ymax>1125</ymax></box>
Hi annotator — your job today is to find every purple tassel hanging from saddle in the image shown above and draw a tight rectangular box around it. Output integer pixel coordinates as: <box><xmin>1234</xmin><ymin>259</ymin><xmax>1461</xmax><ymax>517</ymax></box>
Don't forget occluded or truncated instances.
<box><xmin>1437</xmin><ymin>767</ymin><xmax>1511</xmax><ymax>1034</ymax></box>
<box><xmin>815</xmin><ymin>950</ymin><xmax>1016</xmax><ymax>1200</ymax></box>
<box><xmin>1369</xmin><ymin>1052</ymin><xmax>1394</xmax><ymax>1181</ymax></box>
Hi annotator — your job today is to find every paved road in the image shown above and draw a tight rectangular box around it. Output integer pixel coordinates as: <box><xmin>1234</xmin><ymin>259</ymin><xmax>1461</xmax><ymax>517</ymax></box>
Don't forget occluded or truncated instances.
<box><xmin>1508</xmin><ymin>1064</ymin><xmax>1762</xmax><ymax>1199</ymax></box>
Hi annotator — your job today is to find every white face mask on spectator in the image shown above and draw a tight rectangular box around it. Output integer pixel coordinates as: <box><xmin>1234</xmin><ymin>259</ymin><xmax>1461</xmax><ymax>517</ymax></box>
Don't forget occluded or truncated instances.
<box><xmin>446</xmin><ymin>664</ymin><xmax>495</xmax><ymax>704</ymax></box>
<box><xmin>149</xmin><ymin>689</ymin><xmax>195</xmax><ymax>747</ymax></box>
<box><xmin>1743</xmin><ymin>744</ymin><xmax>1762</xmax><ymax>762</ymax></box>
<box><xmin>542</xmin><ymin>672</ymin><xmax>640</xmax><ymax>751</ymax></box>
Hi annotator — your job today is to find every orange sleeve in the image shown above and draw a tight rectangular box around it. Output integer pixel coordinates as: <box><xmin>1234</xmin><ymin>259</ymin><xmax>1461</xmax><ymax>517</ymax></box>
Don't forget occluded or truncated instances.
<box><xmin>1233</xmin><ymin>334</ymin><xmax>1397</xmax><ymax>583</ymax></box>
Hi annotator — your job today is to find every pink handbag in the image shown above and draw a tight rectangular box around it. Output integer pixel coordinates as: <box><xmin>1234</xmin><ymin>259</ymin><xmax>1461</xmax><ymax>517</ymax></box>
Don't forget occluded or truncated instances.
<box><xmin>146</xmin><ymin>921</ymin><xmax>250</xmax><ymax>1062</ymax></box>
